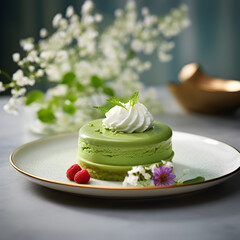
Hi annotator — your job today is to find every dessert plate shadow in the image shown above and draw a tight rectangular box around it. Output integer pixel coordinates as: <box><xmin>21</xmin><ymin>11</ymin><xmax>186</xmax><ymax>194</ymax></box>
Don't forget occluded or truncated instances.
<box><xmin>10</xmin><ymin>132</ymin><xmax>240</xmax><ymax>198</ymax></box>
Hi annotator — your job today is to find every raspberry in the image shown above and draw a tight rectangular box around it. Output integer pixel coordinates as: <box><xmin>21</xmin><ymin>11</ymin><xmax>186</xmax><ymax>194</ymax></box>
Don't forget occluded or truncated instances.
<box><xmin>74</xmin><ymin>169</ymin><xmax>90</xmax><ymax>184</ymax></box>
<box><xmin>66</xmin><ymin>164</ymin><xmax>82</xmax><ymax>181</ymax></box>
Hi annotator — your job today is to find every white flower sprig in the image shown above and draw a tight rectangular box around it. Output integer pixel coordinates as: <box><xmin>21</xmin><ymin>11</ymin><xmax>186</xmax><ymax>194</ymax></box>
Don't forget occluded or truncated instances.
<box><xmin>0</xmin><ymin>0</ymin><xmax>189</xmax><ymax>133</ymax></box>
<box><xmin>123</xmin><ymin>162</ymin><xmax>167</xmax><ymax>187</ymax></box>
<box><xmin>123</xmin><ymin>162</ymin><xmax>205</xmax><ymax>187</ymax></box>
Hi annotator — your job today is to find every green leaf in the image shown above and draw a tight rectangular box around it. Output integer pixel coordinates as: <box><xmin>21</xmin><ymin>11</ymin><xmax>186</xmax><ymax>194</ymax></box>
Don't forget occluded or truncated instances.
<box><xmin>37</xmin><ymin>108</ymin><xmax>56</xmax><ymax>123</ymax></box>
<box><xmin>130</xmin><ymin>91</ymin><xmax>139</xmax><ymax>106</ymax></box>
<box><xmin>103</xmin><ymin>87</ymin><xmax>114</xmax><ymax>96</ymax></box>
<box><xmin>107</xmin><ymin>97</ymin><xmax>127</xmax><ymax>110</ymax></box>
<box><xmin>0</xmin><ymin>69</ymin><xmax>13</xmax><ymax>82</ymax></box>
<box><xmin>66</xmin><ymin>93</ymin><xmax>77</xmax><ymax>102</ymax></box>
<box><xmin>76</xmin><ymin>83</ymin><xmax>85</xmax><ymax>92</ymax></box>
<box><xmin>119</xmin><ymin>96</ymin><xmax>131</xmax><ymax>104</ymax></box>
<box><xmin>183</xmin><ymin>176</ymin><xmax>205</xmax><ymax>185</ymax></box>
<box><xmin>63</xmin><ymin>101</ymin><xmax>77</xmax><ymax>115</ymax></box>
<box><xmin>62</xmin><ymin>72</ymin><xmax>76</xmax><ymax>85</ymax></box>
<box><xmin>93</xmin><ymin>106</ymin><xmax>109</xmax><ymax>114</ymax></box>
<box><xmin>25</xmin><ymin>90</ymin><xmax>44</xmax><ymax>105</ymax></box>
<box><xmin>90</xmin><ymin>75</ymin><xmax>103</xmax><ymax>88</ymax></box>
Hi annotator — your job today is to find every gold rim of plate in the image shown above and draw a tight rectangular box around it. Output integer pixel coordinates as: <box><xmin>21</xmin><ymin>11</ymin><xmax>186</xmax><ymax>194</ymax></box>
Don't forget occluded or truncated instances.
<box><xmin>9</xmin><ymin>132</ymin><xmax>240</xmax><ymax>190</ymax></box>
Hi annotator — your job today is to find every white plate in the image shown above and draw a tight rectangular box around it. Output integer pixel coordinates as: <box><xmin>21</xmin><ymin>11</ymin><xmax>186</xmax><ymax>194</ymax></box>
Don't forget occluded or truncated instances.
<box><xmin>10</xmin><ymin>132</ymin><xmax>240</xmax><ymax>198</ymax></box>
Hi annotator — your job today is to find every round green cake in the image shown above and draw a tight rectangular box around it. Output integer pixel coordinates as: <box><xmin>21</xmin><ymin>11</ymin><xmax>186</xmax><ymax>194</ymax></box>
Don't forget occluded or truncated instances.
<box><xmin>77</xmin><ymin>119</ymin><xmax>174</xmax><ymax>181</ymax></box>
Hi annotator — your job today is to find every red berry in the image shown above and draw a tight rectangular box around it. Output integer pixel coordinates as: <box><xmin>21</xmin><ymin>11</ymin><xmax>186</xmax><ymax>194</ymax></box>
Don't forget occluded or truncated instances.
<box><xmin>66</xmin><ymin>164</ymin><xmax>82</xmax><ymax>181</ymax></box>
<box><xmin>74</xmin><ymin>169</ymin><xmax>90</xmax><ymax>184</ymax></box>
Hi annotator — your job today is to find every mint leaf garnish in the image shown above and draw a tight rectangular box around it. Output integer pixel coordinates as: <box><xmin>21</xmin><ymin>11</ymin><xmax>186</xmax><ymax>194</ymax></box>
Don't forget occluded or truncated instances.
<box><xmin>93</xmin><ymin>106</ymin><xmax>109</xmax><ymax>114</ymax></box>
<box><xmin>130</xmin><ymin>91</ymin><xmax>139</xmax><ymax>106</ymax></box>
<box><xmin>94</xmin><ymin>91</ymin><xmax>139</xmax><ymax>113</ymax></box>
<box><xmin>183</xmin><ymin>176</ymin><xmax>205</xmax><ymax>184</ymax></box>
<box><xmin>107</xmin><ymin>97</ymin><xmax>127</xmax><ymax>110</ymax></box>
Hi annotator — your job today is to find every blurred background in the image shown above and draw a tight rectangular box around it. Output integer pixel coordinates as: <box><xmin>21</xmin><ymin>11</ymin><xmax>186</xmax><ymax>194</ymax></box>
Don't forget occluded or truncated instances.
<box><xmin>0</xmin><ymin>0</ymin><xmax>240</xmax><ymax>96</ymax></box>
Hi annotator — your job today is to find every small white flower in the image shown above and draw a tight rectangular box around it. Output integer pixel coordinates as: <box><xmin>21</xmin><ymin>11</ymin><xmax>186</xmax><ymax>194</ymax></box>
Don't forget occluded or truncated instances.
<box><xmin>180</xmin><ymin>4</ymin><xmax>188</xmax><ymax>12</ymax></box>
<box><xmin>12</xmin><ymin>53</ymin><xmax>20</xmax><ymax>62</ymax></box>
<box><xmin>148</xmin><ymin>163</ymin><xmax>158</xmax><ymax>172</ymax></box>
<box><xmin>141</xmin><ymin>7</ymin><xmax>149</xmax><ymax>16</ymax></box>
<box><xmin>81</xmin><ymin>0</ymin><xmax>94</xmax><ymax>15</ymax></box>
<box><xmin>143</xmin><ymin>172</ymin><xmax>151</xmax><ymax>180</ymax></box>
<box><xmin>159</xmin><ymin>41</ymin><xmax>175</xmax><ymax>52</ymax></box>
<box><xmin>20</xmin><ymin>39</ymin><xmax>34</xmax><ymax>52</ymax></box>
<box><xmin>94</xmin><ymin>14</ymin><xmax>103</xmax><ymax>22</ymax></box>
<box><xmin>182</xmin><ymin>18</ymin><xmax>191</xmax><ymax>28</ymax></box>
<box><xmin>52</xmin><ymin>13</ymin><xmax>62</xmax><ymax>28</ymax></box>
<box><xmin>36</xmin><ymin>69</ymin><xmax>44</xmax><ymax>77</ymax></box>
<box><xmin>82</xmin><ymin>15</ymin><xmax>94</xmax><ymax>25</ymax></box>
<box><xmin>3</xmin><ymin>97</ymin><xmax>24</xmax><ymax>115</ymax></box>
<box><xmin>26</xmin><ymin>50</ymin><xmax>39</xmax><ymax>62</ymax></box>
<box><xmin>60</xmin><ymin>63</ymin><xmax>71</xmax><ymax>73</ymax></box>
<box><xmin>114</xmin><ymin>9</ymin><xmax>123</xmax><ymax>17</ymax></box>
<box><xmin>143</xmin><ymin>42</ymin><xmax>155</xmax><ymax>55</ymax></box>
<box><xmin>66</xmin><ymin>6</ymin><xmax>74</xmax><ymax>18</ymax></box>
<box><xmin>29</xmin><ymin>65</ymin><xmax>35</xmax><ymax>72</ymax></box>
<box><xmin>131</xmin><ymin>39</ymin><xmax>143</xmax><ymax>52</ymax></box>
<box><xmin>129</xmin><ymin>166</ymin><xmax>141</xmax><ymax>174</ymax></box>
<box><xmin>126</xmin><ymin>0</ymin><xmax>136</xmax><ymax>10</ymax></box>
<box><xmin>24</xmin><ymin>43</ymin><xmax>34</xmax><ymax>51</ymax></box>
<box><xmin>12</xmin><ymin>69</ymin><xmax>24</xmax><ymax>82</ymax></box>
<box><xmin>29</xmin><ymin>78</ymin><xmax>35</xmax><ymax>86</ymax></box>
<box><xmin>40</xmin><ymin>51</ymin><xmax>55</xmax><ymax>61</ymax></box>
<box><xmin>59</xmin><ymin>18</ymin><xmax>68</xmax><ymax>29</ymax></box>
<box><xmin>158</xmin><ymin>51</ymin><xmax>172</xmax><ymax>62</ymax></box>
<box><xmin>143</xmin><ymin>61</ymin><xmax>151</xmax><ymax>70</ymax></box>
<box><xmin>40</xmin><ymin>63</ymin><xmax>46</xmax><ymax>68</ymax></box>
<box><xmin>56</xmin><ymin>50</ymin><xmax>68</xmax><ymax>62</ymax></box>
<box><xmin>12</xmin><ymin>70</ymin><xmax>35</xmax><ymax>86</ymax></box>
<box><xmin>11</xmin><ymin>88</ymin><xmax>26</xmax><ymax>97</ymax></box>
<box><xmin>18</xmin><ymin>60</ymin><xmax>24</xmax><ymax>67</ymax></box>
<box><xmin>123</xmin><ymin>175</ymin><xmax>139</xmax><ymax>187</ymax></box>
<box><xmin>40</xmin><ymin>28</ymin><xmax>48</xmax><ymax>38</ymax></box>
<box><xmin>162</xmin><ymin>160</ymin><xmax>173</xmax><ymax>168</ymax></box>
<box><xmin>46</xmin><ymin>85</ymin><xmax>67</xmax><ymax>98</ymax></box>
<box><xmin>46</xmin><ymin>65</ymin><xmax>61</xmax><ymax>82</ymax></box>
<box><xmin>144</xmin><ymin>15</ymin><xmax>157</xmax><ymax>27</ymax></box>
<box><xmin>136</xmin><ymin>166</ymin><xmax>145</xmax><ymax>174</ymax></box>
<box><xmin>0</xmin><ymin>82</ymin><xmax>5</xmax><ymax>92</ymax></box>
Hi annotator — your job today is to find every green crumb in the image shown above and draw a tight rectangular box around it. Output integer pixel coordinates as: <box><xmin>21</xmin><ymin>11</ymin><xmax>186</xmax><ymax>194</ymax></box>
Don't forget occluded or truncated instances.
<box><xmin>88</xmin><ymin>123</ymin><xmax>94</xmax><ymax>127</ymax></box>
<box><xmin>95</xmin><ymin>129</ymin><xmax>101</xmax><ymax>132</ymax></box>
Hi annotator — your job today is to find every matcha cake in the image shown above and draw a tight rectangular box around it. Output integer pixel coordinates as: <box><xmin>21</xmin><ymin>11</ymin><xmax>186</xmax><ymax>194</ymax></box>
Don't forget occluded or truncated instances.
<box><xmin>77</xmin><ymin>94</ymin><xmax>174</xmax><ymax>181</ymax></box>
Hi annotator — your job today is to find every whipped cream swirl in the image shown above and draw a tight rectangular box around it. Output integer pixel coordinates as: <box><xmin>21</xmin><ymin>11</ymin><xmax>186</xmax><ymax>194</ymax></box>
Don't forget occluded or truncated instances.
<box><xmin>102</xmin><ymin>101</ymin><xmax>154</xmax><ymax>133</ymax></box>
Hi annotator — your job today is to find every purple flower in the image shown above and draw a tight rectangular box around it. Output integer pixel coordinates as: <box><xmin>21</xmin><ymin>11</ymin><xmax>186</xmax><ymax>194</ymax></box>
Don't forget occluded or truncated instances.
<box><xmin>152</xmin><ymin>166</ymin><xmax>176</xmax><ymax>186</ymax></box>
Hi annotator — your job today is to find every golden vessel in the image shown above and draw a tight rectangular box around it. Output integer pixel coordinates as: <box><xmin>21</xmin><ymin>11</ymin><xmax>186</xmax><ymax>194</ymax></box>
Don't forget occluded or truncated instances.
<box><xmin>168</xmin><ymin>63</ymin><xmax>240</xmax><ymax>114</ymax></box>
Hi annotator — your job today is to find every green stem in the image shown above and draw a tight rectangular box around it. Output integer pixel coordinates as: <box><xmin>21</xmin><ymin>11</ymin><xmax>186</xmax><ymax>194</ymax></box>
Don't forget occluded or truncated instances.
<box><xmin>0</xmin><ymin>70</ymin><xmax>13</xmax><ymax>82</ymax></box>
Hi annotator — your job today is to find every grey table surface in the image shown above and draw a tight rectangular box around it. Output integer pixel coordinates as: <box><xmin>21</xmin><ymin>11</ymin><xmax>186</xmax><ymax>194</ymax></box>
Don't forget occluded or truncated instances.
<box><xmin>1</xmin><ymin>88</ymin><xmax>240</xmax><ymax>240</ymax></box>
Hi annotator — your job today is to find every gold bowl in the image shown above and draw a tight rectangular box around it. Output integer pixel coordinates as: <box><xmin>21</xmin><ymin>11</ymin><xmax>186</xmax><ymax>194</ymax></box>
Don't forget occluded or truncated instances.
<box><xmin>168</xmin><ymin>63</ymin><xmax>240</xmax><ymax>114</ymax></box>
